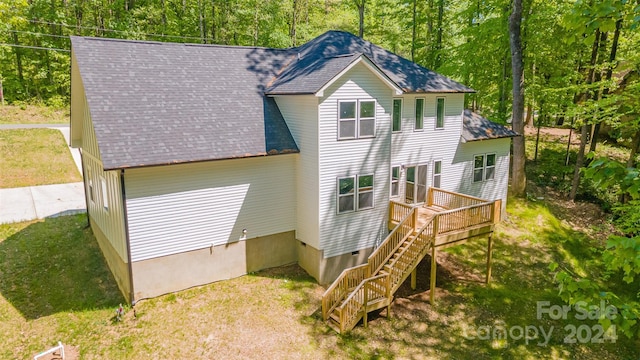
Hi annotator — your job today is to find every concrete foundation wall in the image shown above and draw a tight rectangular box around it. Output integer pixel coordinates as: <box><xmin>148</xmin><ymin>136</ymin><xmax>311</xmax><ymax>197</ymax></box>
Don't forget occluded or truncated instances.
<box><xmin>131</xmin><ymin>231</ymin><xmax>296</xmax><ymax>300</ymax></box>
<box><xmin>297</xmin><ymin>240</ymin><xmax>374</xmax><ymax>285</ymax></box>
<box><xmin>92</xmin><ymin>219</ymin><xmax>131</xmax><ymax>302</ymax></box>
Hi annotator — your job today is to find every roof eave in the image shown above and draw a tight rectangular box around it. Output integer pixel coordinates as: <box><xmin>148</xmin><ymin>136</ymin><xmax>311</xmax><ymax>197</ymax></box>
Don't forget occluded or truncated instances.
<box><xmin>102</xmin><ymin>150</ymin><xmax>301</xmax><ymax>171</ymax></box>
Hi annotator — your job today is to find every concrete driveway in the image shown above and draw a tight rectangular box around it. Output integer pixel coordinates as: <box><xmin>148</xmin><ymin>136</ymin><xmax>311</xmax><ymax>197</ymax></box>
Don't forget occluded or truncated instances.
<box><xmin>0</xmin><ymin>124</ymin><xmax>86</xmax><ymax>224</ymax></box>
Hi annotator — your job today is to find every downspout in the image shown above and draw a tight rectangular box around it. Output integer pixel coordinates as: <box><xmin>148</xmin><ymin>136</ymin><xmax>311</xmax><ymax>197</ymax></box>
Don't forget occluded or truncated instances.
<box><xmin>120</xmin><ymin>169</ymin><xmax>136</xmax><ymax>305</ymax></box>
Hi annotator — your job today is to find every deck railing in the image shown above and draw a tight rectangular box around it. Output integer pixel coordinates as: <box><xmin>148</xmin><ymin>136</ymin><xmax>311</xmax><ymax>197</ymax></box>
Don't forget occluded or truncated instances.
<box><xmin>336</xmin><ymin>273</ymin><xmax>389</xmax><ymax>332</ymax></box>
<box><xmin>369</xmin><ymin>205</ymin><xmax>416</xmax><ymax>276</ymax></box>
<box><xmin>321</xmin><ymin>263</ymin><xmax>368</xmax><ymax>321</ymax></box>
<box><xmin>436</xmin><ymin>202</ymin><xmax>494</xmax><ymax>234</ymax></box>
<box><xmin>323</xmin><ymin>188</ymin><xmax>502</xmax><ymax>332</ymax></box>
<box><xmin>427</xmin><ymin>187</ymin><xmax>487</xmax><ymax>210</ymax></box>
<box><xmin>322</xmin><ymin>205</ymin><xmax>416</xmax><ymax>321</ymax></box>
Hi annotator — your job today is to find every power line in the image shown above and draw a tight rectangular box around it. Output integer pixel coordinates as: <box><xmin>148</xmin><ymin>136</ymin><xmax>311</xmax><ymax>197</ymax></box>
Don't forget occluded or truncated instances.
<box><xmin>3</xmin><ymin>29</ymin><xmax>70</xmax><ymax>40</ymax></box>
<box><xmin>26</xmin><ymin>19</ymin><xmax>211</xmax><ymax>42</ymax></box>
<box><xmin>0</xmin><ymin>43</ymin><xmax>70</xmax><ymax>52</ymax></box>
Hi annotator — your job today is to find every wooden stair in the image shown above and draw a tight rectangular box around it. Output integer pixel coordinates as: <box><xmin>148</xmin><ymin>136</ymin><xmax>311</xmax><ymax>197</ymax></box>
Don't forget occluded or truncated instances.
<box><xmin>321</xmin><ymin>188</ymin><xmax>501</xmax><ymax>333</ymax></box>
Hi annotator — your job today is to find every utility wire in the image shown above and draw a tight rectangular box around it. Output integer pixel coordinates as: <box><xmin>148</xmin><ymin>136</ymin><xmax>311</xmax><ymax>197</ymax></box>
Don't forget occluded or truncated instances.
<box><xmin>0</xmin><ymin>43</ymin><xmax>70</xmax><ymax>52</ymax></box>
<box><xmin>26</xmin><ymin>19</ymin><xmax>210</xmax><ymax>42</ymax></box>
<box><xmin>3</xmin><ymin>29</ymin><xmax>70</xmax><ymax>40</ymax></box>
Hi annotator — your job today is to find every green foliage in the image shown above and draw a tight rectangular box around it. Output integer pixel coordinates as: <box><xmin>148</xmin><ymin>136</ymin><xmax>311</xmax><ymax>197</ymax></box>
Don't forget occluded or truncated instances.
<box><xmin>551</xmin><ymin>157</ymin><xmax>640</xmax><ymax>338</ymax></box>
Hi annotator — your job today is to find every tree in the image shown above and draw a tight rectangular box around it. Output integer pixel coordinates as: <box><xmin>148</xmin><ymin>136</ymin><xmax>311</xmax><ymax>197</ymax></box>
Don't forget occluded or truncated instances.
<box><xmin>508</xmin><ymin>0</ymin><xmax>526</xmax><ymax>197</ymax></box>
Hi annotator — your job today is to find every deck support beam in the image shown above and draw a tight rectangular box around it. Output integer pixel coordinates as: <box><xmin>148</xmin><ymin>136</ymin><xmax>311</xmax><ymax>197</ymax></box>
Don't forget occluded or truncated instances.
<box><xmin>430</xmin><ymin>246</ymin><xmax>437</xmax><ymax>305</ymax></box>
<box><xmin>486</xmin><ymin>234</ymin><xmax>494</xmax><ymax>284</ymax></box>
<box><xmin>411</xmin><ymin>268</ymin><xmax>417</xmax><ymax>290</ymax></box>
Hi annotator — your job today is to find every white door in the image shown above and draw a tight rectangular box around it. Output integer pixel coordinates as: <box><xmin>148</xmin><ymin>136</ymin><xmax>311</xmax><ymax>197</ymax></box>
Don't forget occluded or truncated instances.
<box><xmin>405</xmin><ymin>164</ymin><xmax>427</xmax><ymax>204</ymax></box>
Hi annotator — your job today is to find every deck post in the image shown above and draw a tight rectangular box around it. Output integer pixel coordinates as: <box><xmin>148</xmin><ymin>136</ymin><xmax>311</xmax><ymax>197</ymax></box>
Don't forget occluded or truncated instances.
<box><xmin>412</xmin><ymin>207</ymin><xmax>418</xmax><ymax>231</ymax></box>
<box><xmin>486</xmin><ymin>233</ymin><xmax>494</xmax><ymax>284</ymax></box>
<box><xmin>363</xmin><ymin>282</ymin><xmax>368</xmax><ymax>328</ymax></box>
<box><xmin>430</xmin><ymin>246</ymin><xmax>437</xmax><ymax>305</ymax></box>
<box><xmin>411</xmin><ymin>268</ymin><xmax>417</xmax><ymax>290</ymax></box>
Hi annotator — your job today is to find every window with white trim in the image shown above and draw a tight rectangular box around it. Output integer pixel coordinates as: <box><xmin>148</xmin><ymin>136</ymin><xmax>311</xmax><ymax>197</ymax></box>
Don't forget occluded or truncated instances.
<box><xmin>392</xmin><ymin>99</ymin><xmax>402</xmax><ymax>132</ymax></box>
<box><xmin>433</xmin><ymin>160</ymin><xmax>442</xmax><ymax>188</ymax></box>
<box><xmin>101</xmin><ymin>177</ymin><xmax>109</xmax><ymax>211</ymax></box>
<box><xmin>415</xmin><ymin>98</ymin><xmax>424</xmax><ymax>130</ymax></box>
<box><xmin>473</xmin><ymin>153</ymin><xmax>496</xmax><ymax>182</ymax></box>
<box><xmin>337</xmin><ymin>174</ymin><xmax>375</xmax><ymax>213</ymax></box>
<box><xmin>337</xmin><ymin>176</ymin><xmax>355</xmax><ymax>213</ymax></box>
<box><xmin>87</xmin><ymin>167</ymin><xmax>94</xmax><ymax>203</ymax></box>
<box><xmin>358</xmin><ymin>174</ymin><xmax>374</xmax><ymax>210</ymax></box>
<box><xmin>338</xmin><ymin>100</ymin><xmax>376</xmax><ymax>139</ymax></box>
<box><xmin>390</xmin><ymin>166</ymin><xmax>400</xmax><ymax>197</ymax></box>
<box><xmin>436</xmin><ymin>97</ymin><xmax>445</xmax><ymax>129</ymax></box>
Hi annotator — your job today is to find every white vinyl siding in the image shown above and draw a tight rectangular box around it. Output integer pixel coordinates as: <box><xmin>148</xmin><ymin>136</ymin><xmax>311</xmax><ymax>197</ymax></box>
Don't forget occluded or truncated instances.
<box><xmin>275</xmin><ymin>95</ymin><xmax>320</xmax><ymax>248</ymax></box>
<box><xmin>125</xmin><ymin>155</ymin><xmax>296</xmax><ymax>262</ymax></box>
<box><xmin>391</xmin><ymin>94</ymin><xmax>464</xmax><ymax>198</ymax></box>
<box><xmin>318</xmin><ymin>62</ymin><xmax>393</xmax><ymax>258</ymax></box>
<box><xmin>453</xmin><ymin>138</ymin><xmax>511</xmax><ymax>212</ymax></box>
<box><xmin>80</xmin><ymin>99</ymin><xmax>128</xmax><ymax>262</ymax></box>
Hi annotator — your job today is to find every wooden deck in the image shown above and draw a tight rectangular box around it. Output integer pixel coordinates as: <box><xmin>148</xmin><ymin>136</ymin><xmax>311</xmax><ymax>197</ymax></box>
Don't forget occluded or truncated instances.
<box><xmin>322</xmin><ymin>188</ymin><xmax>502</xmax><ymax>333</ymax></box>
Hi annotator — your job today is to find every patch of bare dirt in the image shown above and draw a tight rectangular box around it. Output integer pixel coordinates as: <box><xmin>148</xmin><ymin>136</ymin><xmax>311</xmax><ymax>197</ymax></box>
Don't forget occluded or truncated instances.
<box><xmin>524</xmin><ymin>125</ymin><xmax>582</xmax><ymax>145</ymax></box>
<box><xmin>526</xmin><ymin>182</ymin><xmax>615</xmax><ymax>242</ymax></box>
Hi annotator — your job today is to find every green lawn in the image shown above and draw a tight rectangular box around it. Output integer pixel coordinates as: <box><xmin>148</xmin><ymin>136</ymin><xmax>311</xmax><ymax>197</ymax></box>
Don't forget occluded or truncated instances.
<box><xmin>0</xmin><ymin>129</ymin><xmax>81</xmax><ymax>188</ymax></box>
<box><xmin>1</xmin><ymin>204</ymin><xmax>637</xmax><ymax>358</ymax></box>
<box><xmin>0</xmin><ymin>105</ymin><xmax>68</xmax><ymax>124</ymax></box>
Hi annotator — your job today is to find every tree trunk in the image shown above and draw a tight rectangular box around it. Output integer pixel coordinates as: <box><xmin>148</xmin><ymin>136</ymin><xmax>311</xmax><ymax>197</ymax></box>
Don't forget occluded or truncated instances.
<box><xmin>570</xmin><ymin>29</ymin><xmax>601</xmax><ymax>201</ymax></box>
<box><xmin>628</xmin><ymin>130</ymin><xmax>640</xmax><ymax>168</ymax></box>
<box><xmin>290</xmin><ymin>0</ymin><xmax>298</xmax><ymax>46</ymax></box>
<box><xmin>589</xmin><ymin>19</ymin><xmax>623</xmax><ymax>153</ymax></box>
<box><xmin>435</xmin><ymin>0</ymin><xmax>444</xmax><ymax>69</ymax></box>
<box><xmin>509</xmin><ymin>0</ymin><xmax>526</xmax><ymax>197</ymax></box>
<box><xmin>411</xmin><ymin>0</ymin><xmax>416</xmax><ymax>62</ymax></box>
<box><xmin>357</xmin><ymin>0</ymin><xmax>365</xmax><ymax>38</ymax></box>
<box><xmin>12</xmin><ymin>33</ymin><xmax>25</xmax><ymax>88</ymax></box>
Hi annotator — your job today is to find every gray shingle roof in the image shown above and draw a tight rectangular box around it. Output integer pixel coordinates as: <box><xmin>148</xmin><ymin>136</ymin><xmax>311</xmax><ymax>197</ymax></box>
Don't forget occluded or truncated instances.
<box><xmin>267</xmin><ymin>31</ymin><xmax>474</xmax><ymax>94</ymax></box>
<box><xmin>71</xmin><ymin>37</ymin><xmax>298</xmax><ymax>170</ymax></box>
<box><xmin>461</xmin><ymin>110</ymin><xmax>519</xmax><ymax>142</ymax></box>
<box><xmin>72</xmin><ymin>31</ymin><xmax>475</xmax><ymax>170</ymax></box>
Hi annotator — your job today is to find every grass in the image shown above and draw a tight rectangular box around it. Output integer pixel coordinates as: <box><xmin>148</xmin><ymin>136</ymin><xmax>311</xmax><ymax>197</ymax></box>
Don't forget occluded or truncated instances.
<box><xmin>0</xmin><ymin>129</ymin><xmax>81</xmax><ymax>188</ymax></box>
<box><xmin>1</xmin><ymin>207</ymin><xmax>638</xmax><ymax>359</ymax></box>
<box><xmin>0</xmin><ymin>105</ymin><xmax>68</xmax><ymax>124</ymax></box>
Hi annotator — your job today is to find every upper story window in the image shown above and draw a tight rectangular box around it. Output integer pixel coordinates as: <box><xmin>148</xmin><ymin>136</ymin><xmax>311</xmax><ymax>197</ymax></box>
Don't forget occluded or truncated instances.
<box><xmin>337</xmin><ymin>174</ymin><xmax>375</xmax><ymax>213</ymax></box>
<box><xmin>392</xmin><ymin>99</ymin><xmax>402</xmax><ymax>132</ymax></box>
<box><xmin>473</xmin><ymin>153</ymin><xmax>496</xmax><ymax>182</ymax></box>
<box><xmin>415</xmin><ymin>98</ymin><xmax>424</xmax><ymax>130</ymax></box>
<box><xmin>101</xmin><ymin>177</ymin><xmax>109</xmax><ymax>211</ymax></box>
<box><xmin>338</xmin><ymin>100</ymin><xmax>376</xmax><ymax>140</ymax></box>
<box><xmin>436</xmin><ymin>98</ymin><xmax>445</xmax><ymax>129</ymax></box>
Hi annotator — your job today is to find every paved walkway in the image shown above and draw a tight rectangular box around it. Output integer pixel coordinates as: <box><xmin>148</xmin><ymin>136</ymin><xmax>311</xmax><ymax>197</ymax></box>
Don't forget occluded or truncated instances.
<box><xmin>0</xmin><ymin>124</ymin><xmax>86</xmax><ymax>224</ymax></box>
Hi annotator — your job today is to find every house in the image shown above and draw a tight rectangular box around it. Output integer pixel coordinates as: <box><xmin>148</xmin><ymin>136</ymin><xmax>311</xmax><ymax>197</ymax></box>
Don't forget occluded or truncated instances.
<box><xmin>69</xmin><ymin>31</ymin><xmax>517</xmax><ymax>304</ymax></box>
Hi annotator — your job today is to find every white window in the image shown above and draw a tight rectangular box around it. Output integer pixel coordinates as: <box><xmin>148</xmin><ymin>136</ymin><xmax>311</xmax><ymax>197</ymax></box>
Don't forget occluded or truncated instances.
<box><xmin>390</xmin><ymin>166</ymin><xmax>400</xmax><ymax>197</ymax></box>
<box><xmin>337</xmin><ymin>176</ymin><xmax>355</xmax><ymax>213</ymax></box>
<box><xmin>338</xmin><ymin>100</ymin><xmax>376</xmax><ymax>139</ymax></box>
<box><xmin>101</xmin><ymin>177</ymin><xmax>109</xmax><ymax>211</ymax></box>
<box><xmin>415</xmin><ymin>98</ymin><xmax>424</xmax><ymax>130</ymax></box>
<box><xmin>436</xmin><ymin>97</ymin><xmax>445</xmax><ymax>129</ymax></box>
<box><xmin>358</xmin><ymin>174</ymin><xmax>374</xmax><ymax>210</ymax></box>
<box><xmin>473</xmin><ymin>153</ymin><xmax>496</xmax><ymax>182</ymax></box>
<box><xmin>87</xmin><ymin>167</ymin><xmax>94</xmax><ymax>203</ymax></box>
<box><xmin>337</xmin><ymin>174</ymin><xmax>375</xmax><ymax>213</ymax></box>
<box><xmin>392</xmin><ymin>99</ymin><xmax>402</xmax><ymax>132</ymax></box>
<box><xmin>433</xmin><ymin>160</ymin><xmax>442</xmax><ymax>188</ymax></box>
